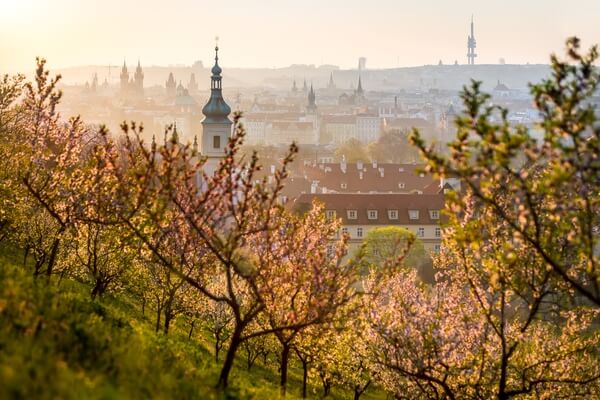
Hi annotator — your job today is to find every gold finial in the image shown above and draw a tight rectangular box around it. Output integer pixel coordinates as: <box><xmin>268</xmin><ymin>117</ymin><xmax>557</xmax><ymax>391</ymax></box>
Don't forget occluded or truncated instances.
<box><xmin>215</xmin><ymin>36</ymin><xmax>219</xmax><ymax>51</ymax></box>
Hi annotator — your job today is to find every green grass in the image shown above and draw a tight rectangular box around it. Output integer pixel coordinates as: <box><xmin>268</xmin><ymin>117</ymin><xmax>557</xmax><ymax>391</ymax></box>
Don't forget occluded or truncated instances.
<box><xmin>0</xmin><ymin>244</ymin><xmax>386</xmax><ymax>399</ymax></box>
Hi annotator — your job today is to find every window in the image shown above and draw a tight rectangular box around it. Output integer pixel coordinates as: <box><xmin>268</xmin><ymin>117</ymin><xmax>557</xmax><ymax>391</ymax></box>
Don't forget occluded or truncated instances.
<box><xmin>368</xmin><ymin>210</ymin><xmax>378</xmax><ymax>220</ymax></box>
<box><xmin>433</xmin><ymin>244</ymin><xmax>441</xmax><ymax>253</ymax></box>
<box><xmin>213</xmin><ymin>135</ymin><xmax>221</xmax><ymax>149</ymax></box>
<box><xmin>341</xmin><ymin>183</ymin><xmax>347</xmax><ymax>189</ymax></box>
<box><xmin>418</xmin><ymin>227</ymin><xmax>425</xmax><ymax>238</ymax></box>
<box><xmin>409</xmin><ymin>210</ymin><xmax>419</xmax><ymax>220</ymax></box>
<box><xmin>357</xmin><ymin>227</ymin><xmax>363</xmax><ymax>238</ymax></box>
<box><xmin>429</xmin><ymin>210</ymin><xmax>440</xmax><ymax>220</ymax></box>
<box><xmin>398</xmin><ymin>182</ymin><xmax>405</xmax><ymax>189</ymax></box>
<box><xmin>435</xmin><ymin>227</ymin><xmax>441</xmax><ymax>238</ymax></box>
<box><xmin>326</xmin><ymin>210</ymin><xmax>336</xmax><ymax>220</ymax></box>
<box><xmin>388</xmin><ymin>210</ymin><xmax>398</xmax><ymax>220</ymax></box>
<box><xmin>341</xmin><ymin>227</ymin><xmax>348</xmax><ymax>236</ymax></box>
<box><xmin>347</xmin><ymin>210</ymin><xmax>357</xmax><ymax>220</ymax></box>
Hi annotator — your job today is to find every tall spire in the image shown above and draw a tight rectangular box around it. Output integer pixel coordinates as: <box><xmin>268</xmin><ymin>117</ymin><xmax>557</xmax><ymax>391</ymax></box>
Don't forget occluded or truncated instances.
<box><xmin>356</xmin><ymin>75</ymin><xmax>364</xmax><ymax>96</ymax></box>
<box><xmin>328</xmin><ymin>72</ymin><xmax>336</xmax><ymax>90</ymax></box>
<box><xmin>467</xmin><ymin>15</ymin><xmax>477</xmax><ymax>65</ymax></box>
<box><xmin>202</xmin><ymin>38</ymin><xmax>231</xmax><ymax>124</ymax></box>
<box><xmin>307</xmin><ymin>82</ymin><xmax>317</xmax><ymax>113</ymax></box>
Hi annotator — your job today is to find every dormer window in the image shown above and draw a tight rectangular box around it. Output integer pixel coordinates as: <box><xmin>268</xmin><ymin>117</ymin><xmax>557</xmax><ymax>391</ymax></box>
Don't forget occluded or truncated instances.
<box><xmin>408</xmin><ymin>210</ymin><xmax>419</xmax><ymax>220</ymax></box>
<box><xmin>326</xmin><ymin>210</ymin><xmax>336</xmax><ymax>220</ymax></box>
<box><xmin>388</xmin><ymin>210</ymin><xmax>398</xmax><ymax>220</ymax></box>
<box><xmin>429</xmin><ymin>210</ymin><xmax>440</xmax><ymax>220</ymax></box>
<box><xmin>213</xmin><ymin>135</ymin><xmax>221</xmax><ymax>149</ymax></box>
<box><xmin>347</xmin><ymin>210</ymin><xmax>357</xmax><ymax>220</ymax></box>
<box><xmin>341</xmin><ymin>183</ymin><xmax>347</xmax><ymax>189</ymax></box>
<box><xmin>398</xmin><ymin>182</ymin><xmax>405</xmax><ymax>189</ymax></box>
<box><xmin>368</xmin><ymin>210</ymin><xmax>378</xmax><ymax>220</ymax></box>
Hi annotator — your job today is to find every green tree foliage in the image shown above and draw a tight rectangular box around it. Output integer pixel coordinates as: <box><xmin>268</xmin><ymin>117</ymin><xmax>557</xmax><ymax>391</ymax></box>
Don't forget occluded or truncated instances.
<box><xmin>411</xmin><ymin>37</ymin><xmax>600</xmax><ymax>306</ymax></box>
<box><xmin>335</xmin><ymin>138</ymin><xmax>370</xmax><ymax>163</ymax></box>
<box><xmin>354</xmin><ymin>226</ymin><xmax>427</xmax><ymax>273</ymax></box>
<box><xmin>368</xmin><ymin>129</ymin><xmax>420</xmax><ymax>163</ymax></box>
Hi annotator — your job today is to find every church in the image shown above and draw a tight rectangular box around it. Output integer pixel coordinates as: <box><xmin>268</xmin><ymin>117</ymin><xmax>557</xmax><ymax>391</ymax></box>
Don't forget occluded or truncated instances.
<box><xmin>199</xmin><ymin>43</ymin><xmax>233</xmax><ymax>177</ymax></box>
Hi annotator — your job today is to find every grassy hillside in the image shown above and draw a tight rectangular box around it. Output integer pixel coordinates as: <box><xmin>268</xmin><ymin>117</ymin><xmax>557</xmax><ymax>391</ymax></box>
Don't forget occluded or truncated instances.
<box><xmin>0</xmin><ymin>244</ymin><xmax>384</xmax><ymax>400</ymax></box>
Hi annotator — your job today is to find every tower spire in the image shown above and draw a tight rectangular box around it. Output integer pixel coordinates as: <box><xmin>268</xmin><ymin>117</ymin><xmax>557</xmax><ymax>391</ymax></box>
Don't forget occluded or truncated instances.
<box><xmin>201</xmin><ymin>40</ymin><xmax>233</xmax><ymax>177</ymax></box>
<box><xmin>467</xmin><ymin>15</ymin><xmax>477</xmax><ymax>65</ymax></box>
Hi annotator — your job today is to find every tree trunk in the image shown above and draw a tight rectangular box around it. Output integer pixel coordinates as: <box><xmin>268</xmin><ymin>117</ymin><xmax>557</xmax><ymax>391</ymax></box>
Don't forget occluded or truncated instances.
<box><xmin>354</xmin><ymin>381</ymin><xmax>370</xmax><ymax>400</ymax></box>
<box><xmin>141</xmin><ymin>295</ymin><xmax>146</xmax><ymax>317</ymax></box>
<box><xmin>294</xmin><ymin>347</ymin><xmax>310</xmax><ymax>399</ymax></box>
<box><xmin>215</xmin><ymin>334</ymin><xmax>221</xmax><ymax>363</ymax></box>
<box><xmin>163</xmin><ymin>295</ymin><xmax>175</xmax><ymax>334</ymax></box>
<box><xmin>301</xmin><ymin>359</ymin><xmax>308</xmax><ymax>398</ymax></box>
<box><xmin>155</xmin><ymin>304</ymin><xmax>162</xmax><ymax>333</ymax></box>
<box><xmin>279</xmin><ymin>342</ymin><xmax>291</xmax><ymax>396</ymax></box>
<box><xmin>164</xmin><ymin>305</ymin><xmax>173</xmax><ymax>334</ymax></box>
<box><xmin>91</xmin><ymin>279</ymin><xmax>107</xmax><ymax>299</ymax></box>
<box><xmin>216</xmin><ymin>325</ymin><xmax>243</xmax><ymax>390</ymax></box>
<box><xmin>46</xmin><ymin>236</ymin><xmax>61</xmax><ymax>278</ymax></box>
<box><xmin>188</xmin><ymin>320</ymin><xmax>195</xmax><ymax>340</ymax></box>
<box><xmin>23</xmin><ymin>246</ymin><xmax>30</xmax><ymax>267</ymax></box>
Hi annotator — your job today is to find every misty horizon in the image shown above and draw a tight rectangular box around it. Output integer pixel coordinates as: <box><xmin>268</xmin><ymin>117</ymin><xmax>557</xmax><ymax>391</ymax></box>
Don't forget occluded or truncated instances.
<box><xmin>2</xmin><ymin>0</ymin><xmax>600</xmax><ymax>74</ymax></box>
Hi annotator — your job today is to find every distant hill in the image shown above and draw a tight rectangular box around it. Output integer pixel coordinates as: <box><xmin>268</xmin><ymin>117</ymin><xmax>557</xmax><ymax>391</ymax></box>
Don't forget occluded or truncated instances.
<box><xmin>50</xmin><ymin>64</ymin><xmax>550</xmax><ymax>92</ymax></box>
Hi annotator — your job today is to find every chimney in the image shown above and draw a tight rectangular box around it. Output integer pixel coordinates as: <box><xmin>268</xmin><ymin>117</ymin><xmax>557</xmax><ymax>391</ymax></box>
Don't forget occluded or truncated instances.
<box><xmin>357</xmin><ymin>160</ymin><xmax>363</xmax><ymax>170</ymax></box>
<box><xmin>311</xmin><ymin>181</ymin><xmax>318</xmax><ymax>194</ymax></box>
<box><xmin>379</xmin><ymin>167</ymin><xmax>384</xmax><ymax>178</ymax></box>
<box><xmin>340</xmin><ymin>155</ymin><xmax>347</xmax><ymax>173</ymax></box>
<box><xmin>372</xmin><ymin>160</ymin><xmax>377</xmax><ymax>169</ymax></box>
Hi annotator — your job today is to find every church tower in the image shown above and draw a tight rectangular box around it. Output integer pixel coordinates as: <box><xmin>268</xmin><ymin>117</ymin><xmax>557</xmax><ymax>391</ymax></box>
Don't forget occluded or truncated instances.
<box><xmin>327</xmin><ymin>72</ymin><xmax>336</xmax><ymax>90</ymax></box>
<box><xmin>134</xmin><ymin>60</ymin><xmax>144</xmax><ymax>96</ymax></box>
<box><xmin>165</xmin><ymin>72</ymin><xmax>176</xmax><ymax>97</ymax></box>
<box><xmin>467</xmin><ymin>16</ymin><xmax>477</xmax><ymax>65</ymax></box>
<box><xmin>120</xmin><ymin>60</ymin><xmax>129</xmax><ymax>94</ymax></box>
<box><xmin>307</xmin><ymin>83</ymin><xmax>317</xmax><ymax>114</ymax></box>
<box><xmin>201</xmin><ymin>42</ymin><xmax>232</xmax><ymax>176</ymax></box>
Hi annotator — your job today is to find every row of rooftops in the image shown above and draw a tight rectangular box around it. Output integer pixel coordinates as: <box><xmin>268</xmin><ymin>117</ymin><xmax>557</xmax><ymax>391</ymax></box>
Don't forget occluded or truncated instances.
<box><xmin>292</xmin><ymin>193</ymin><xmax>445</xmax><ymax>225</ymax></box>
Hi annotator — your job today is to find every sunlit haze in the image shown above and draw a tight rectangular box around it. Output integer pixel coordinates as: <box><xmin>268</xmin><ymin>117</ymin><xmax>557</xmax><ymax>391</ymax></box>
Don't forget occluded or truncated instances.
<box><xmin>1</xmin><ymin>0</ymin><xmax>600</xmax><ymax>73</ymax></box>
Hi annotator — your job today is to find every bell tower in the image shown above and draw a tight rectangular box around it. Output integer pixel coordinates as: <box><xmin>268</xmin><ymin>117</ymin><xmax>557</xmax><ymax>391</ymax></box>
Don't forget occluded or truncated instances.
<box><xmin>201</xmin><ymin>38</ymin><xmax>233</xmax><ymax>176</ymax></box>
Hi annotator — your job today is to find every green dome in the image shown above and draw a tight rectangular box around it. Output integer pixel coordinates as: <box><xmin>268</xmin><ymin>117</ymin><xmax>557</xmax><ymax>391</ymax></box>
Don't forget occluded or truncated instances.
<box><xmin>202</xmin><ymin>46</ymin><xmax>231</xmax><ymax>124</ymax></box>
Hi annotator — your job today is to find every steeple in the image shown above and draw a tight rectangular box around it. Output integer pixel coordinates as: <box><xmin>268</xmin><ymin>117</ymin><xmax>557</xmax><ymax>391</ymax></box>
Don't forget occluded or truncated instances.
<box><xmin>302</xmin><ymin>79</ymin><xmax>308</xmax><ymax>92</ymax></box>
<box><xmin>202</xmin><ymin>42</ymin><xmax>232</xmax><ymax>124</ymax></box>
<box><xmin>327</xmin><ymin>72</ymin><xmax>336</xmax><ymax>90</ymax></box>
<box><xmin>356</xmin><ymin>75</ymin><xmax>364</xmax><ymax>96</ymax></box>
<box><xmin>307</xmin><ymin>83</ymin><xmax>317</xmax><ymax>113</ymax></box>
<box><xmin>292</xmin><ymin>79</ymin><xmax>298</xmax><ymax>93</ymax></box>
<box><xmin>201</xmin><ymin>39</ymin><xmax>233</xmax><ymax>176</ymax></box>
<box><xmin>120</xmin><ymin>59</ymin><xmax>129</xmax><ymax>93</ymax></box>
<box><xmin>188</xmin><ymin>73</ymin><xmax>198</xmax><ymax>94</ymax></box>
<box><xmin>166</xmin><ymin>72</ymin><xmax>176</xmax><ymax>96</ymax></box>
<box><xmin>134</xmin><ymin>59</ymin><xmax>144</xmax><ymax>94</ymax></box>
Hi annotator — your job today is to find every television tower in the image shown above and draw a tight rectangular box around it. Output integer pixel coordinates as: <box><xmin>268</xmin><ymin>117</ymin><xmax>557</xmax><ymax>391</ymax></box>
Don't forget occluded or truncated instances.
<box><xmin>467</xmin><ymin>16</ymin><xmax>477</xmax><ymax>65</ymax></box>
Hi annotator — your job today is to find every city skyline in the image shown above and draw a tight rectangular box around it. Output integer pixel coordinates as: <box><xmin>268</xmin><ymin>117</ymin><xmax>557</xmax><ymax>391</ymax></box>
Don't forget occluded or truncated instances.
<box><xmin>1</xmin><ymin>0</ymin><xmax>600</xmax><ymax>73</ymax></box>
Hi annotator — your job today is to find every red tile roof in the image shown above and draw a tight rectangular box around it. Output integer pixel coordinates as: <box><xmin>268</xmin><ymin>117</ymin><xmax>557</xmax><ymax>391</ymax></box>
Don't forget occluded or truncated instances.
<box><xmin>298</xmin><ymin>162</ymin><xmax>438</xmax><ymax>194</ymax></box>
<box><xmin>293</xmin><ymin>193</ymin><xmax>445</xmax><ymax>225</ymax></box>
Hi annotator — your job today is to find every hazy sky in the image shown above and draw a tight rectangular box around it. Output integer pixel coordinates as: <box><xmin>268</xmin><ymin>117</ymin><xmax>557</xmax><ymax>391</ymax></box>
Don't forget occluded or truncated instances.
<box><xmin>1</xmin><ymin>0</ymin><xmax>599</xmax><ymax>73</ymax></box>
